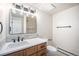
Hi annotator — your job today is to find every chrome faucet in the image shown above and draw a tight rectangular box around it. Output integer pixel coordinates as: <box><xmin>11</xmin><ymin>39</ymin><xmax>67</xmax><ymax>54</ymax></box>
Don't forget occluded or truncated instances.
<box><xmin>17</xmin><ymin>36</ymin><xmax>20</xmax><ymax>42</ymax></box>
<box><xmin>21</xmin><ymin>37</ymin><xmax>24</xmax><ymax>41</ymax></box>
<box><xmin>12</xmin><ymin>37</ymin><xmax>24</xmax><ymax>43</ymax></box>
<box><xmin>17</xmin><ymin>36</ymin><xmax>24</xmax><ymax>42</ymax></box>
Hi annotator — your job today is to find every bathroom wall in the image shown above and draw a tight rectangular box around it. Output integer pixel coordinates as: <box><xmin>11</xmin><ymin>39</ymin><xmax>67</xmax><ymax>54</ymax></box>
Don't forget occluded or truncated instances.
<box><xmin>36</xmin><ymin>10</ymin><xmax>52</xmax><ymax>39</ymax></box>
<box><xmin>3</xmin><ymin>3</ymin><xmax>52</xmax><ymax>42</ymax></box>
<box><xmin>0</xmin><ymin>4</ymin><xmax>9</xmax><ymax>47</ymax></box>
<box><xmin>52</xmin><ymin>5</ymin><xmax>79</xmax><ymax>55</ymax></box>
<box><xmin>0</xmin><ymin>4</ymin><xmax>6</xmax><ymax>42</ymax></box>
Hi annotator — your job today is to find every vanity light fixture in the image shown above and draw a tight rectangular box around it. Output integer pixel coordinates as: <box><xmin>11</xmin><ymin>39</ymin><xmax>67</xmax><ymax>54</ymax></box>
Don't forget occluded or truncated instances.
<box><xmin>30</xmin><ymin>7</ymin><xmax>36</xmax><ymax>14</ymax></box>
<box><xmin>12</xmin><ymin>3</ymin><xmax>22</xmax><ymax>10</ymax></box>
<box><xmin>24</xmin><ymin>7</ymin><xmax>29</xmax><ymax>12</ymax></box>
<box><xmin>12</xmin><ymin>3</ymin><xmax>36</xmax><ymax>15</ymax></box>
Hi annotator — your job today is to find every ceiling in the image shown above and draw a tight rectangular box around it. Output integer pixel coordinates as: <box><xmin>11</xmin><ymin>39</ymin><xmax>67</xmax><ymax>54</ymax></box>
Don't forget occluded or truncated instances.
<box><xmin>51</xmin><ymin>3</ymin><xmax>79</xmax><ymax>14</ymax></box>
<box><xmin>23</xmin><ymin>3</ymin><xmax>79</xmax><ymax>14</ymax></box>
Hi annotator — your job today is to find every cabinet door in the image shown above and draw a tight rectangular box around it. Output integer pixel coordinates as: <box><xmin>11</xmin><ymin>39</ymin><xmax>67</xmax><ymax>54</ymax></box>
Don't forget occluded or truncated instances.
<box><xmin>34</xmin><ymin>45</ymin><xmax>38</xmax><ymax>53</ymax></box>
<box><xmin>26</xmin><ymin>16</ymin><xmax>37</xmax><ymax>34</ymax></box>
<box><xmin>37</xmin><ymin>49</ymin><xmax>47</xmax><ymax>56</ymax></box>
<box><xmin>38</xmin><ymin>43</ymin><xmax>47</xmax><ymax>51</ymax></box>
<box><xmin>23</xmin><ymin>49</ymin><xmax>27</xmax><ymax>56</ymax></box>
<box><xmin>26</xmin><ymin>46</ymin><xmax>35</xmax><ymax>56</ymax></box>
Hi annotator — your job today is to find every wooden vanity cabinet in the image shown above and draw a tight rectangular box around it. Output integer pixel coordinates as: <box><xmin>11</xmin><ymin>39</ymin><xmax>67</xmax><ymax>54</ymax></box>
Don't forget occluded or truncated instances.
<box><xmin>6</xmin><ymin>50</ymin><xmax>24</xmax><ymax>56</ymax></box>
<box><xmin>26</xmin><ymin>46</ymin><xmax>36</xmax><ymax>56</ymax></box>
<box><xmin>37</xmin><ymin>43</ymin><xmax>47</xmax><ymax>56</ymax></box>
<box><xmin>38</xmin><ymin>43</ymin><xmax>47</xmax><ymax>51</ymax></box>
<box><xmin>6</xmin><ymin>43</ymin><xmax>47</xmax><ymax>56</ymax></box>
<box><xmin>37</xmin><ymin>49</ymin><xmax>47</xmax><ymax>56</ymax></box>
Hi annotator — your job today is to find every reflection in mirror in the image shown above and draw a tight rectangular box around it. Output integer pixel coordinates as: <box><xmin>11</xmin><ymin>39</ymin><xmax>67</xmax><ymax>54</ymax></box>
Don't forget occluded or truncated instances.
<box><xmin>9</xmin><ymin>9</ymin><xmax>24</xmax><ymax>34</ymax></box>
<box><xmin>26</xmin><ymin>15</ymin><xmax>37</xmax><ymax>34</ymax></box>
<box><xmin>9</xmin><ymin>9</ymin><xmax>37</xmax><ymax>34</ymax></box>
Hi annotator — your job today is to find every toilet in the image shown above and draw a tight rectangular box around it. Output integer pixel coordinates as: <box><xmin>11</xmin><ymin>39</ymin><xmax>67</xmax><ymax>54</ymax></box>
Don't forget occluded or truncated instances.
<box><xmin>47</xmin><ymin>46</ymin><xmax>57</xmax><ymax>56</ymax></box>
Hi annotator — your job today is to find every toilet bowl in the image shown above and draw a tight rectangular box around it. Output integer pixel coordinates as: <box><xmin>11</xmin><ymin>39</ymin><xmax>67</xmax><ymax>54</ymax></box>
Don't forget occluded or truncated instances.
<box><xmin>47</xmin><ymin>46</ymin><xmax>57</xmax><ymax>56</ymax></box>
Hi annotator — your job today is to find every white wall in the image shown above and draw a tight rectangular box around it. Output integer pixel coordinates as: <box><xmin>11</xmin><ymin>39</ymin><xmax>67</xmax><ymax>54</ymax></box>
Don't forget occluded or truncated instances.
<box><xmin>0</xmin><ymin>4</ymin><xmax>13</xmax><ymax>48</ymax></box>
<box><xmin>36</xmin><ymin>10</ymin><xmax>52</xmax><ymax>39</ymax></box>
<box><xmin>53</xmin><ymin>5</ymin><xmax>79</xmax><ymax>55</ymax></box>
<box><xmin>0</xmin><ymin>4</ymin><xmax>9</xmax><ymax>46</ymax></box>
<box><xmin>0</xmin><ymin>4</ymin><xmax>6</xmax><ymax>42</ymax></box>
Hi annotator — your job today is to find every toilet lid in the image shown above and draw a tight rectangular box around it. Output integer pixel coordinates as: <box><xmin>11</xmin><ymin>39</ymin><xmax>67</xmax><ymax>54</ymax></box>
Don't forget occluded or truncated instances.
<box><xmin>47</xmin><ymin>46</ymin><xmax>57</xmax><ymax>52</ymax></box>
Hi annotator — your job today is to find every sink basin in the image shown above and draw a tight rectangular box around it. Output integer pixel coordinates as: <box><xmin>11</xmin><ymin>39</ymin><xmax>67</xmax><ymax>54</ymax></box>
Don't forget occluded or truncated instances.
<box><xmin>8</xmin><ymin>41</ymin><xmax>29</xmax><ymax>48</ymax></box>
<box><xmin>2</xmin><ymin>41</ymin><xmax>29</xmax><ymax>50</ymax></box>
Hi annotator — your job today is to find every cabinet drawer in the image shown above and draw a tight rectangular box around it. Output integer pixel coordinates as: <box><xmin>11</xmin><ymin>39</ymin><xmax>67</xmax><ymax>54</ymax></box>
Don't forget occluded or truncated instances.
<box><xmin>37</xmin><ymin>49</ymin><xmax>47</xmax><ymax>56</ymax></box>
<box><xmin>26</xmin><ymin>46</ymin><xmax>35</xmax><ymax>56</ymax></box>
<box><xmin>38</xmin><ymin>43</ymin><xmax>47</xmax><ymax>51</ymax></box>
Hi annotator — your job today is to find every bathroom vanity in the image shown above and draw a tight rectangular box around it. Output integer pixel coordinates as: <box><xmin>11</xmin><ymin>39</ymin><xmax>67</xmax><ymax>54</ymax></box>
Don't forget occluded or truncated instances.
<box><xmin>0</xmin><ymin>38</ymin><xmax>48</xmax><ymax>56</ymax></box>
<box><xmin>6</xmin><ymin>43</ymin><xmax>47</xmax><ymax>56</ymax></box>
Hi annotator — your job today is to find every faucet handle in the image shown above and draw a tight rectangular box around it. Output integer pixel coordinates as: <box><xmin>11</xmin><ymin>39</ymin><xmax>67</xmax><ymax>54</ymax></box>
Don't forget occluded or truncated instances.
<box><xmin>12</xmin><ymin>39</ymin><xmax>15</xmax><ymax>43</ymax></box>
<box><xmin>21</xmin><ymin>37</ymin><xmax>24</xmax><ymax>41</ymax></box>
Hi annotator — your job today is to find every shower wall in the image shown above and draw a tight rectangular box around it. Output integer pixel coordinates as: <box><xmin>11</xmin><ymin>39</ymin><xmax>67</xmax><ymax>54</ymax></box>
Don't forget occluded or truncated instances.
<box><xmin>52</xmin><ymin>5</ymin><xmax>79</xmax><ymax>55</ymax></box>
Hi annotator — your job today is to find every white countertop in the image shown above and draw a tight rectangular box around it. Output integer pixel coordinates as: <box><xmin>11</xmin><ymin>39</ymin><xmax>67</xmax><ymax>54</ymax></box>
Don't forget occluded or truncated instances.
<box><xmin>0</xmin><ymin>38</ymin><xmax>48</xmax><ymax>56</ymax></box>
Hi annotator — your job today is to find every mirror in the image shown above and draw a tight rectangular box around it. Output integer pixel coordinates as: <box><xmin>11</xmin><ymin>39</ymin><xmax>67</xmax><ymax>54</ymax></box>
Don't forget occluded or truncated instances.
<box><xmin>9</xmin><ymin>9</ymin><xmax>24</xmax><ymax>34</ymax></box>
<box><xmin>26</xmin><ymin>15</ymin><xmax>37</xmax><ymax>34</ymax></box>
<box><xmin>9</xmin><ymin>9</ymin><xmax>37</xmax><ymax>34</ymax></box>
